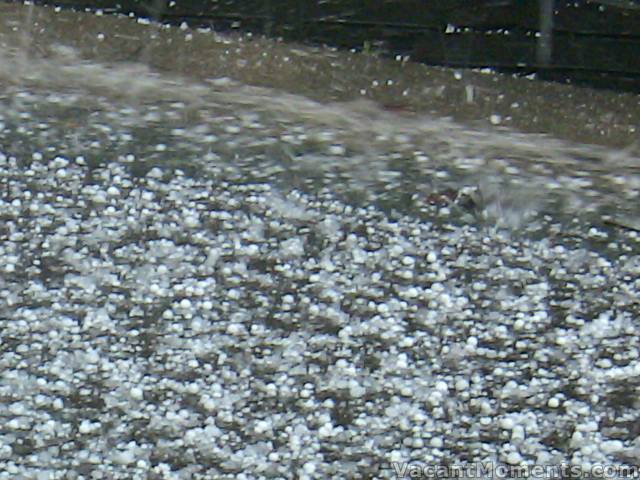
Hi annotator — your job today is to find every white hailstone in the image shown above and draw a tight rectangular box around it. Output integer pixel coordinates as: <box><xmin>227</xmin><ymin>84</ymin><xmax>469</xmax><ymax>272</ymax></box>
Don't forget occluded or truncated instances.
<box><xmin>319</xmin><ymin>423</ymin><xmax>334</xmax><ymax>438</ymax></box>
<box><xmin>0</xmin><ymin>444</ymin><xmax>12</xmax><ymax>459</ymax></box>
<box><xmin>547</xmin><ymin>397</ymin><xmax>560</xmax><ymax>408</ymax></box>
<box><xmin>79</xmin><ymin>420</ymin><xmax>95</xmax><ymax>434</ymax></box>
<box><xmin>225</xmin><ymin>125</ymin><xmax>241</xmax><ymax>134</ymax></box>
<box><xmin>438</xmin><ymin>292</ymin><xmax>452</xmax><ymax>308</ymax></box>
<box><xmin>328</xmin><ymin>144</ymin><xmax>346</xmax><ymax>155</ymax></box>
<box><xmin>352</xmin><ymin>248</ymin><xmax>367</xmax><ymax>263</ymax></box>
<box><xmin>191</xmin><ymin>318</ymin><xmax>205</xmax><ymax>332</ymax></box>
<box><xmin>455</xmin><ymin>378</ymin><xmax>469</xmax><ymax>391</ymax></box>
<box><xmin>472</xmin><ymin>281</ymin><xmax>486</xmax><ymax>291</ymax></box>
<box><xmin>396</xmin><ymin>354</ymin><xmax>409</xmax><ymax>369</ymax></box>
<box><xmin>265</xmin><ymin>383</ymin><xmax>278</xmax><ymax>396</ymax></box>
<box><xmin>268</xmin><ymin>452</ymin><xmax>280</xmax><ymax>462</ymax></box>
<box><xmin>180</xmin><ymin>299</ymin><xmax>192</xmax><ymax>310</ymax></box>
<box><xmin>404</xmin><ymin>287</ymin><xmax>419</xmax><ymax>298</ymax></box>
<box><xmin>226</xmin><ymin>323</ymin><xmax>246</xmax><ymax>336</ymax></box>
<box><xmin>349</xmin><ymin>383</ymin><xmax>366</xmax><ymax>398</ymax></box>
<box><xmin>86</xmin><ymin>350</ymin><xmax>100</xmax><ymax>364</ymax></box>
<box><xmin>52</xmin><ymin>156</ymin><xmax>69</xmax><ymax>168</ymax></box>
<box><xmin>389</xmin><ymin>450</ymin><xmax>403</xmax><ymax>463</ymax></box>
<box><xmin>201</xmin><ymin>397</ymin><xmax>217</xmax><ymax>412</ymax></box>
<box><xmin>32</xmin><ymin>152</ymin><xmax>43</xmax><ymax>161</ymax></box>
<box><xmin>281</xmin><ymin>238</ymin><xmax>304</xmax><ymax>257</ymax></box>
<box><xmin>570</xmin><ymin>431</ymin><xmax>584</xmax><ymax>447</ymax></box>
<box><xmin>399</xmin><ymin>270</ymin><xmax>414</xmax><ymax>280</ymax></box>
<box><xmin>434</xmin><ymin>381</ymin><xmax>448</xmax><ymax>393</ymax></box>
<box><xmin>500</xmin><ymin>418</ymin><xmax>515</xmax><ymax>430</ymax></box>
<box><xmin>8</xmin><ymin>403</ymin><xmax>25</xmax><ymax>415</ymax></box>
<box><xmin>600</xmin><ymin>440</ymin><xmax>623</xmax><ymax>454</ymax></box>
<box><xmin>184</xmin><ymin>215</ymin><xmax>200</xmax><ymax>228</ymax></box>
<box><xmin>147</xmin><ymin>167</ymin><xmax>163</xmax><ymax>179</ymax></box>
<box><xmin>205</xmin><ymin>248</ymin><xmax>220</xmax><ymax>266</ymax></box>
<box><xmin>511</xmin><ymin>425</ymin><xmax>525</xmax><ymax>442</ymax></box>
<box><xmin>7</xmin><ymin>418</ymin><xmax>22</xmax><ymax>430</ymax></box>
<box><xmin>52</xmin><ymin>398</ymin><xmax>63</xmax><ymax>410</ymax></box>
<box><xmin>430</xmin><ymin>437</ymin><xmax>443</xmax><ymax>448</ymax></box>
<box><xmin>254</xmin><ymin>420</ymin><xmax>271</xmax><ymax>434</ymax></box>
<box><xmin>335</xmin><ymin>359</ymin><xmax>349</xmax><ymax>369</ymax></box>
<box><xmin>338</xmin><ymin>325</ymin><xmax>353</xmax><ymax>340</ymax></box>
<box><xmin>426</xmin><ymin>252</ymin><xmax>437</xmax><ymax>263</ymax></box>
<box><xmin>130</xmin><ymin>387</ymin><xmax>144</xmax><ymax>400</ymax></box>
<box><xmin>113</xmin><ymin>449</ymin><xmax>136</xmax><ymax>465</ymax></box>
<box><xmin>300</xmin><ymin>389</ymin><xmax>312</xmax><ymax>399</ymax></box>
<box><xmin>505</xmin><ymin>451</ymin><xmax>523</xmax><ymax>465</ymax></box>
<box><xmin>401</xmin><ymin>256</ymin><xmax>415</xmax><ymax>266</ymax></box>
<box><xmin>377</xmin><ymin>303</ymin><xmax>389</xmax><ymax>314</ymax></box>
<box><xmin>93</xmin><ymin>191</ymin><xmax>108</xmax><ymax>204</ymax></box>
<box><xmin>490</xmin><ymin>114</ymin><xmax>502</xmax><ymax>125</ymax></box>
<box><xmin>201</xmin><ymin>300</ymin><xmax>213</xmax><ymax>311</ymax></box>
<box><xmin>302</xmin><ymin>462</ymin><xmax>316</xmax><ymax>475</ymax></box>
<box><xmin>107</xmin><ymin>186</ymin><xmax>120</xmax><ymax>196</ymax></box>
<box><xmin>400</xmin><ymin>386</ymin><xmax>413</xmax><ymax>397</ymax></box>
<box><xmin>399</xmin><ymin>337</ymin><xmax>414</xmax><ymax>348</ymax></box>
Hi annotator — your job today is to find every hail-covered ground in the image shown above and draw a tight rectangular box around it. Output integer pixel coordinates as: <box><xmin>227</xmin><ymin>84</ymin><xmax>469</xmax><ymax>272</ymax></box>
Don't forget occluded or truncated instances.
<box><xmin>1</xmin><ymin>6</ymin><xmax>640</xmax><ymax>480</ymax></box>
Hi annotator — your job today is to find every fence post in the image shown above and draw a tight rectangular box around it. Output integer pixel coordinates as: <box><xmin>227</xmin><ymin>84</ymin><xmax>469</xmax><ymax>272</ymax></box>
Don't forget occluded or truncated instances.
<box><xmin>537</xmin><ymin>0</ymin><xmax>554</xmax><ymax>66</ymax></box>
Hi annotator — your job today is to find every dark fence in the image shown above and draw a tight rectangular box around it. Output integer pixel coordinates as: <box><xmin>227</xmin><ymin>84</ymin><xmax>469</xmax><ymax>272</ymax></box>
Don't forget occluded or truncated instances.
<box><xmin>26</xmin><ymin>0</ymin><xmax>640</xmax><ymax>91</ymax></box>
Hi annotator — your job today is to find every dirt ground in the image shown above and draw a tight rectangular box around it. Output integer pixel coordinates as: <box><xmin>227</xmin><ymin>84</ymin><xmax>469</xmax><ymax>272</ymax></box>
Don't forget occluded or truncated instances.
<box><xmin>0</xmin><ymin>2</ymin><xmax>638</xmax><ymax>152</ymax></box>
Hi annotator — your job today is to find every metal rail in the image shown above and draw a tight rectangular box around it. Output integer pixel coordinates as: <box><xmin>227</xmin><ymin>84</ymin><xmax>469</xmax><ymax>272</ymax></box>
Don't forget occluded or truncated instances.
<box><xmin>586</xmin><ymin>0</ymin><xmax>640</xmax><ymax>9</ymax></box>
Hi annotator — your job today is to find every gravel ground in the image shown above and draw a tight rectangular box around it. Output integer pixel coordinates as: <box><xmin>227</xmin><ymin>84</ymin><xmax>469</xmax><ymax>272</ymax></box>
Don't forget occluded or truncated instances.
<box><xmin>2</xmin><ymin>7</ymin><xmax>640</xmax><ymax>480</ymax></box>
